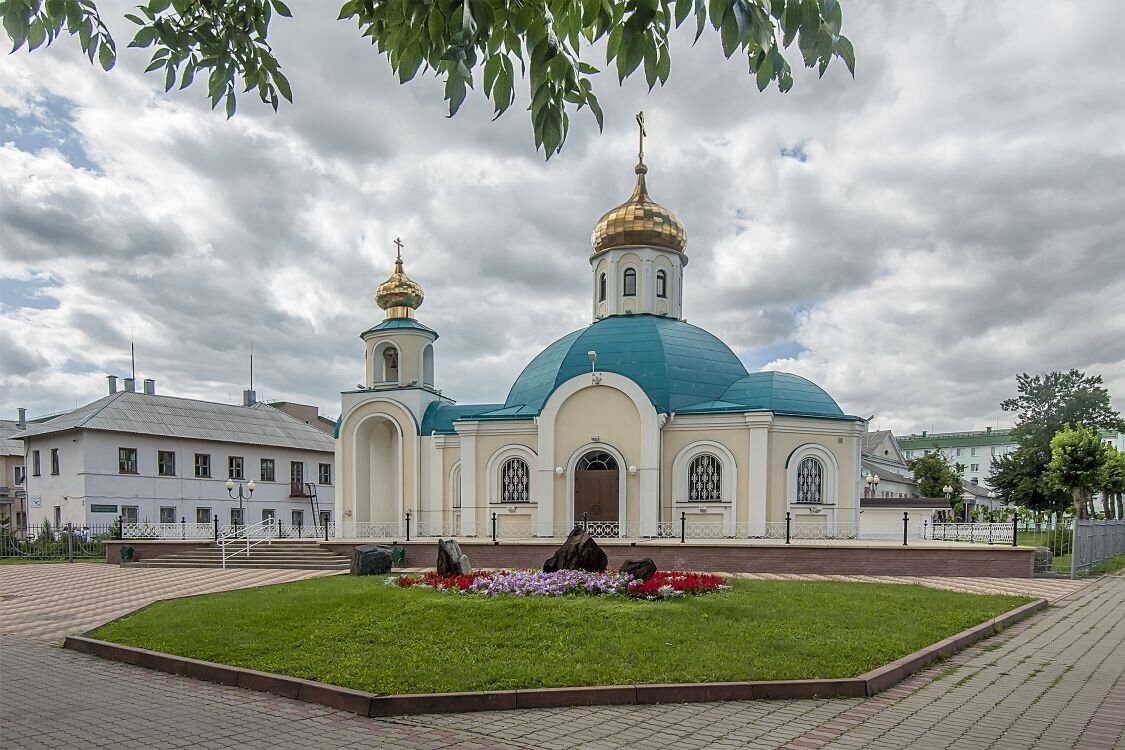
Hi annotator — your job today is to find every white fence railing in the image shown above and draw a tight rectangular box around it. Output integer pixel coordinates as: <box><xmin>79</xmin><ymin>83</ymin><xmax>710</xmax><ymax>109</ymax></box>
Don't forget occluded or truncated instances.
<box><xmin>927</xmin><ymin>522</ymin><xmax>1015</xmax><ymax>544</ymax></box>
<box><xmin>123</xmin><ymin>522</ymin><xmax>215</xmax><ymax>540</ymax></box>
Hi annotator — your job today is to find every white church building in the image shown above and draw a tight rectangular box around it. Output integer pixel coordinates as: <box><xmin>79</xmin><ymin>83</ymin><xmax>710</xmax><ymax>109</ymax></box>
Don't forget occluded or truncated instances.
<box><xmin>335</xmin><ymin>135</ymin><xmax>865</xmax><ymax>540</ymax></box>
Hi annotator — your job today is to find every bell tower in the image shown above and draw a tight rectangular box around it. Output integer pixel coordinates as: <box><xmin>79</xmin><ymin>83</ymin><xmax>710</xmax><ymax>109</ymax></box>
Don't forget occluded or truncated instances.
<box><xmin>589</xmin><ymin>112</ymin><xmax>688</xmax><ymax>321</ymax></box>
<box><xmin>361</xmin><ymin>238</ymin><xmax>438</xmax><ymax>390</ymax></box>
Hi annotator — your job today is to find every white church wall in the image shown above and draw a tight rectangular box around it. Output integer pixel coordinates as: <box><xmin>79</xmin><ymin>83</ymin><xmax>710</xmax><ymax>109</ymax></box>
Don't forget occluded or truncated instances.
<box><xmin>768</xmin><ymin>418</ymin><xmax>863</xmax><ymax>528</ymax></box>
<box><xmin>336</xmin><ymin>398</ymin><xmax>418</xmax><ymax>529</ymax></box>
<box><xmin>662</xmin><ymin>416</ymin><xmax>749</xmax><ymax>536</ymax></box>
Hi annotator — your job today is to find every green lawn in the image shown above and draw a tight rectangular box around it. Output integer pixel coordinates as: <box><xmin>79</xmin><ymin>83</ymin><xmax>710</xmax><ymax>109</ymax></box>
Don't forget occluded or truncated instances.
<box><xmin>90</xmin><ymin>577</ymin><xmax>1030</xmax><ymax>695</ymax></box>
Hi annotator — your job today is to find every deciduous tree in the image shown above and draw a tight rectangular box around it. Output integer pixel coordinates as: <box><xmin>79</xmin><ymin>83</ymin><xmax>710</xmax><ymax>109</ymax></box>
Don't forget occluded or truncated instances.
<box><xmin>907</xmin><ymin>451</ymin><xmax>962</xmax><ymax>505</ymax></box>
<box><xmin>0</xmin><ymin>0</ymin><xmax>855</xmax><ymax>156</ymax></box>
<box><xmin>1048</xmin><ymin>425</ymin><xmax>1110</xmax><ymax>520</ymax></box>
<box><xmin>1101</xmin><ymin>446</ymin><xmax>1125</xmax><ymax>521</ymax></box>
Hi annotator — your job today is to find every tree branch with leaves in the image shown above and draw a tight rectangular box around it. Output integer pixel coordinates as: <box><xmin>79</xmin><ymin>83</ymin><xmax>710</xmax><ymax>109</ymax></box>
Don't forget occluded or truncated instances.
<box><xmin>2</xmin><ymin>0</ymin><xmax>855</xmax><ymax>156</ymax></box>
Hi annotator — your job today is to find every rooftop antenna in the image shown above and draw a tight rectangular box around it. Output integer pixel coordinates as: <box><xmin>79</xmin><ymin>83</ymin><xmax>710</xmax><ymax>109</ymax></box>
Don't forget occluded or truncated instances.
<box><xmin>250</xmin><ymin>342</ymin><xmax>254</xmax><ymax>391</ymax></box>
<box><xmin>130</xmin><ymin>334</ymin><xmax>136</xmax><ymax>381</ymax></box>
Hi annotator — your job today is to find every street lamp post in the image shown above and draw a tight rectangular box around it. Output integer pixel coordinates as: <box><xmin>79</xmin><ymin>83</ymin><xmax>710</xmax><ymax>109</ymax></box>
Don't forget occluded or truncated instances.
<box><xmin>942</xmin><ymin>484</ymin><xmax>955</xmax><ymax>523</ymax></box>
<box><xmin>226</xmin><ymin>478</ymin><xmax>256</xmax><ymax>529</ymax></box>
<box><xmin>864</xmin><ymin>472</ymin><xmax>881</xmax><ymax>498</ymax></box>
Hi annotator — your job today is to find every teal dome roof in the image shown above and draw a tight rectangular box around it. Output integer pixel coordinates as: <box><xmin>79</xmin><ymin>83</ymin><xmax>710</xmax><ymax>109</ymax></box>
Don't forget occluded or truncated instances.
<box><xmin>500</xmin><ymin>314</ymin><xmax>851</xmax><ymax>421</ymax></box>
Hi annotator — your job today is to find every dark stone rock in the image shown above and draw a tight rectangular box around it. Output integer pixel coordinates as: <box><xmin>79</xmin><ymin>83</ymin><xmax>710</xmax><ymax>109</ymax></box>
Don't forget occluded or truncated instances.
<box><xmin>437</xmin><ymin>539</ymin><xmax>468</xmax><ymax>578</ymax></box>
<box><xmin>619</xmin><ymin>558</ymin><xmax>657</xmax><ymax>582</ymax></box>
<box><xmin>351</xmin><ymin>544</ymin><xmax>393</xmax><ymax>576</ymax></box>
<box><xmin>543</xmin><ymin>525</ymin><xmax>608</xmax><ymax>573</ymax></box>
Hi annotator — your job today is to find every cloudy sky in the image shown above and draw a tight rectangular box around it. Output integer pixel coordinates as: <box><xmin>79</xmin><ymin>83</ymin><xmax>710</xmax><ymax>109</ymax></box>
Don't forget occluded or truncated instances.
<box><xmin>2</xmin><ymin>0</ymin><xmax>1123</xmax><ymax>434</ymax></box>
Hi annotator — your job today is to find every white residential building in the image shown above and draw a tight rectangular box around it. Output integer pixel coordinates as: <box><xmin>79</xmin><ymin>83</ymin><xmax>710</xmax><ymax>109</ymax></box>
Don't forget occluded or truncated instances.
<box><xmin>15</xmin><ymin>379</ymin><xmax>335</xmax><ymax>532</ymax></box>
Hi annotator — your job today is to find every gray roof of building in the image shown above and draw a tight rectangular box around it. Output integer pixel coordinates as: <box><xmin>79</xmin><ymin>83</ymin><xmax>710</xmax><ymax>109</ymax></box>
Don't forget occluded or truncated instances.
<box><xmin>862</xmin><ymin>430</ymin><xmax>892</xmax><ymax>454</ymax></box>
<box><xmin>0</xmin><ymin>420</ymin><xmax>23</xmax><ymax>457</ymax></box>
<box><xmin>12</xmin><ymin>392</ymin><xmax>334</xmax><ymax>453</ymax></box>
<box><xmin>860</xmin><ymin>459</ymin><xmax>915</xmax><ymax>485</ymax></box>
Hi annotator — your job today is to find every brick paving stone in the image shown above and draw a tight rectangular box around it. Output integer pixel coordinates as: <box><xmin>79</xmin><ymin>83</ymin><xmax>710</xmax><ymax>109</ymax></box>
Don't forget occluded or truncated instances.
<box><xmin>2</xmin><ymin>565</ymin><xmax>1124</xmax><ymax>749</ymax></box>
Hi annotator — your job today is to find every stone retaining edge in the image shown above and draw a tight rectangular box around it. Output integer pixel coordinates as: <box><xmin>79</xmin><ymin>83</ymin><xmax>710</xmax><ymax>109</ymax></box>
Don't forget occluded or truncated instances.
<box><xmin>61</xmin><ymin>598</ymin><xmax>1046</xmax><ymax>716</ymax></box>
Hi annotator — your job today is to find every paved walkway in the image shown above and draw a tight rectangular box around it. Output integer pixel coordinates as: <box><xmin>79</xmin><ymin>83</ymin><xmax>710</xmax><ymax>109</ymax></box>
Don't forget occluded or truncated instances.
<box><xmin>0</xmin><ymin>565</ymin><xmax>1122</xmax><ymax>749</ymax></box>
<box><xmin>0</xmin><ymin>563</ymin><xmax>338</xmax><ymax>642</ymax></box>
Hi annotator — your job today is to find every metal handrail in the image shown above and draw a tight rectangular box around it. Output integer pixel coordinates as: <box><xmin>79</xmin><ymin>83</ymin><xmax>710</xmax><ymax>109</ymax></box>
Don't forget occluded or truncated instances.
<box><xmin>219</xmin><ymin>517</ymin><xmax>276</xmax><ymax>568</ymax></box>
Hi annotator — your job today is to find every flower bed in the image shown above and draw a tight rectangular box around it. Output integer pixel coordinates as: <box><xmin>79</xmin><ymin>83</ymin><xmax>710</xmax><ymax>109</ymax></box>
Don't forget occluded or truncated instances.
<box><xmin>391</xmin><ymin>569</ymin><xmax>729</xmax><ymax>599</ymax></box>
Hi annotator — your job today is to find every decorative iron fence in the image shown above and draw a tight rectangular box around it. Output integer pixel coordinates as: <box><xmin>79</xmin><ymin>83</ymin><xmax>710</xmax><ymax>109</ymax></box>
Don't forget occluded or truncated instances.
<box><xmin>926</xmin><ymin>522</ymin><xmax>1015</xmax><ymax>545</ymax></box>
<box><xmin>1072</xmin><ymin>519</ymin><xmax>1125</xmax><ymax>576</ymax></box>
<box><xmin>0</xmin><ymin>523</ymin><xmax>115</xmax><ymax>560</ymax></box>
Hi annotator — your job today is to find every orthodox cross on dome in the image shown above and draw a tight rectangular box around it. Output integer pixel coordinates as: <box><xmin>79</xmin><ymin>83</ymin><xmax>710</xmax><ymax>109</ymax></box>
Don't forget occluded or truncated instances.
<box><xmin>635</xmin><ymin>111</ymin><xmax>646</xmax><ymax>167</ymax></box>
<box><xmin>393</xmin><ymin>236</ymin><xmax>404</xmax><ymax>266</ymax></box>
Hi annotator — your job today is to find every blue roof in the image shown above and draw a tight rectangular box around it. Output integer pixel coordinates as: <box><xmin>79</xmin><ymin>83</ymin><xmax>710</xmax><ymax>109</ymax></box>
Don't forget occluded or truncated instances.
<box><xmin>499</xmin><ymin>314</ymin><xmax>851</xmax><ymax>421</ymax></box>
<box><xmin>360</xmin><ymin>318</ymin><xmax>438</xmax><ymax>340</ymax></box>
<box><xmin>421</xmin><ymin>402</ymin><xmax>508</xmax><ymax>435</ymax></box>
<box><xmin>417</xmin><ymin>315</ymin><xmax>853</xmax><ymax>435</ymax></box>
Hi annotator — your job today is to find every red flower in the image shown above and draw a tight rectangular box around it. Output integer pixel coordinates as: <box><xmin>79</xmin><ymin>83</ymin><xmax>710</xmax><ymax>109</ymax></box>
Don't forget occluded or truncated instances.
<box><xmin>627</xmin><ymin>570</ymin><xmax>726</xmax><ymax>596</ymax></box>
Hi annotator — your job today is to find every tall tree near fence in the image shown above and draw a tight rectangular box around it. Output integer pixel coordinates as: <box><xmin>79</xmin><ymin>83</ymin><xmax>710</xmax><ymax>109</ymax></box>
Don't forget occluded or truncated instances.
<box><xmin>1101</xmin><ymin>447</ymin><xmax>1125</xmax><ymax>521</ymax></box>
<box><xmin>907</xmin><ymin>451</ymin><xmax>963</xmax><ymax>510</ymax></box>
<box><xmin>989</xmin><ymin>370</ymin><xmax>1123</xmax><ymax>516</ymax></box>
<box><xmin>1048</xmin><ymin>425</ymin><xmax>1110</xmax><ymax>520</ymax></box>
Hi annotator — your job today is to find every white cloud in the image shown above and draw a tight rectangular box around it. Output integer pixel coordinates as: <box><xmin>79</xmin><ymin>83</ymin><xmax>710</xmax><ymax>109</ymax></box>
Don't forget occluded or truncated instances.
<box><xmin>1</xmin><ymin>0</ymin><xmax>1123</xmax><ymax>433</ymax></box>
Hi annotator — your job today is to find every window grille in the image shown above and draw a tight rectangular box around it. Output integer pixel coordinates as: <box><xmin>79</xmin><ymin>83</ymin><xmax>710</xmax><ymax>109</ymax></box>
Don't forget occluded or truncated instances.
<box><xmin>577</xmin><ymin>451</ymin><xmax>618</xmax><ymax>471</ymax></box>
<box><xmin>796</xmin><ymin>457</ymin><xmax>823</xmax><ymax>504</ymax></box>
<box><xmin>688</xmin><ymin>454</ymin><xmax>722</xmax><ymax>501</ymax></box>
<box><xmin>159</xmin><ymin>506</ymin><xmax>176</xmax><ymax>524</ymax></box>
<box><xmin>500</xmin><ymin>457</ymin><xmax>530</xmax><ymax>503</ymax></box>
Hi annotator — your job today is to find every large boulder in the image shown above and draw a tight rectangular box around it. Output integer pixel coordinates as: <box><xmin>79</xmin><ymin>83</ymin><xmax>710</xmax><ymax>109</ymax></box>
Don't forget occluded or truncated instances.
<box><xmin>351</xmin><ymin>544</ymin><xmax>394</xmax><ymax>576</ymax></box>
<box><xmin>543</xmin><ymin>525</ymin><xmax>608</xmax><ymax>573</ymax></box>
<box><xmin>437</xmin><ymin>539</ymin><xmax>471</xmax><ymax>577</ymax></box>
<box><xmin>619</xmin><ymin>558</ymin><xmax>657</xmax><ymax>582</ymax></box>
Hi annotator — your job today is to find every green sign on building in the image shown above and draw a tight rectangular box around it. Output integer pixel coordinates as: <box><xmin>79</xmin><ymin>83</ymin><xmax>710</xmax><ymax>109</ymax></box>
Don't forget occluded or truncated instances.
<box><xmin>90</xmin><ymin>504</ymin><xmax>118</xmax><ymax>513</ymax></box>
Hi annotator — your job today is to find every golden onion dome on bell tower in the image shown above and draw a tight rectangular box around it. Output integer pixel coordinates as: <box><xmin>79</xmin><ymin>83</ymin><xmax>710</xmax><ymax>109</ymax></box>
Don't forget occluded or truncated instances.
<box><xmin>591</xmin><ymin>112</ymin><xmax>687</xmax><ymax>255</ymax></box>
<box><xmin>374</xmin><ymin>238</ymin><xmax>424</xmax><ymax>319</ymax></box>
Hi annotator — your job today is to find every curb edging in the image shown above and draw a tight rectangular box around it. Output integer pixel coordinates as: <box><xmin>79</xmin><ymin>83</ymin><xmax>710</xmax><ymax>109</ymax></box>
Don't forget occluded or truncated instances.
<box><xmin>63</xmin><ymin>597</ymin><xmax>1047</xmax><ymax>716</ymax></box>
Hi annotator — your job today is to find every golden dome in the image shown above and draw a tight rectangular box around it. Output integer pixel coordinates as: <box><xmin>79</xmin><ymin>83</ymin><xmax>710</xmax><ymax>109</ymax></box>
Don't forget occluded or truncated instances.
<box><xmin>374</xmin><ymin>246</ymin><xmax>424</xmax><ymax>319</ymax></box>
<box><xmin>591</xmin><ymin>163</ymin><xmax>687</xmax><ymax>255</ymax></box>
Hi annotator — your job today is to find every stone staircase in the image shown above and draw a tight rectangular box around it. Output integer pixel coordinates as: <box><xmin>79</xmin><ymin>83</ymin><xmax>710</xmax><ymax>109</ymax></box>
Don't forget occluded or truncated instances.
<box><xmin>126</xmin><ymin>540</ymin><xmax>351</xmax><ymax>570</ymax></box>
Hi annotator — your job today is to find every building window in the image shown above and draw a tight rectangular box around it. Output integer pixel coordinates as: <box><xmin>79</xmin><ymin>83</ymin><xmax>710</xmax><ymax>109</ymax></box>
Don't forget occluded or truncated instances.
<box><xmin>158</xmin><ymin>451</ymin><xmax>176</xmax><ymax>476</ymax></box>
<box><xmin>260</xmin><ymin>458</ymin><xmax>275</xmax><ymax>482</ymax></box>
<box><xmin>795</xmin><ymin>458</ymin><xmax>823</xmax><ymax>504</ymax></box>
<box><xmin>970</xmin><ymin>463</ymin><xmax>980</xmax><ymax>473</ymax></box>
<box><xmin>290</xmin><ymin>461</ymin><xmax>304</xmax><ymax>484</ymax></box>
<box><xmin>194</xmin><ymin>454</ymin><xmax>211</xmax><ymax>478</ymax></box>
<box><xmin>261</xmin><ymin>509</ymin><xmax>276</xmax><ymax>523</ymax></box>
<box><xmin>196</xmin><ymin>507</ymin><xmax>212</xmax><ymax>524</ymax></box>
<box><xmin>50</xmin><ymin>448</ymin><xmax>59</xmax><ymax>475</ymax></box>
<box><xmin>319</xmin><ymin>463</ymin><xmax>332</xmax><ymax>485</ymax></box>
<box><xmin>500</xmin><ymin>457</ymin><xmax>530</xmax><ymax>503</ymax></box>
<box><xmin>230</xmin><ymin>508</ymin><xmax>244</xmax><ymax>526</ymax></box>
<box><xmin>656</xmin><ymin>269</ymin><xmax>667</xmax><ymax>298</ymax></box>
<box><xmin>228</xmin><ymin>456</ymin><xmax>244</xmax><ymax>480</ymax></box>
<box><xmin>955</xmin><ymin>448</ymin><xmax>963</xmax><ymax>457</ymax></box>
<box><xmin>121</xmin><ymin>506</ymin><xmax>139</xmax><ymax>524</ymax></box>
<box><xmin>32</xmin><ymin>450</ymin><xmax>41</xmax><ymax>476</ymax></box>
<box><xmin>991</xmin><ymin>446</ymin><xmax>999</xmax><ymax>456</ymax></box>
<box><xmin>687</xmin><ymin>454</ymin><xmax>722</xmax><ymax>502</ymax></box>
<box><xmin>291</xmin><ymin>509</ymin><xmax>304</xmax><ymax>528</ymax></box>
<box><xmin>118</xmin><ymin>447</ymin><xmax>138</xmax><ymax>474</ymax></box>
<box><xmin>970</xmin><ymin>447</ymin><xmax>980</xmax><ymax>456</ymax></box>
<box><xmin>904</xmin><ymin>450</ymin><xmax>912</xmax><ymax>458</ymax></box>
<box><xmin>14</xmin><ymin>466</ymin><xmax>25</xmax><ymax>486</ymax></box>
<box><xmin>159</xmin><ymin>506</ymin><xmax>176</xmax><ymax>524</ymax></box>
<box><xmin>599</xmin><ymin>272</ymin><xmax>607</xmax><ymax>302</ymax></box>
<box><xmin>622</xmin><ymin>268</ymin><xmax>637</xmax><ymax>297</ymax></box>
<box><xmin>54</xmin><ymin>506</ymin><xmax>61</xmax><ymax>528</ymax></box>
<box><xmin>577</xmin><ymin>451</ymin><xmax>617</xmax><ymax>471</ymax></box>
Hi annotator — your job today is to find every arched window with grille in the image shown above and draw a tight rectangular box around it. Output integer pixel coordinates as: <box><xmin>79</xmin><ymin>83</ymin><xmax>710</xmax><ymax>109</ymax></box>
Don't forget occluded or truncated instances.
<box><xmin>688</xmin><ymin>454</ymin><xmax>722</xmax><ymax>502</ymax></box>
<box><xmin>796</xmin><ymin>457</ymin><xmax>824</xmax><ymax>504</ymax></box>
<box><xmin>599</xmin><ymin>272</ymin><xmax>607</xmax><ymax>301</ymax></box>
<box><xmin>656</xmin><ymin>269</ymin><xmax>668</xmax><ymax>298</ymax></box>
<box><xmin>623</xmin><ymin>267</ymin><xmax>637</xmax><ymax>296</ymax></box>
<box><xmin>500</xmin><ymin>457</ymin><xmax>530</xmax><ymax>503</ymax></box>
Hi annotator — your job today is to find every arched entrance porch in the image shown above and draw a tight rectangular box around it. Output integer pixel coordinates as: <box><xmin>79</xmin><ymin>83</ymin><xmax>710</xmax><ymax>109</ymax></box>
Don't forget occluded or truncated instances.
<box><xmin>568</xmin><ymin>446</ymin><xmax>626</xmax><ymax>537</ymax></box>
